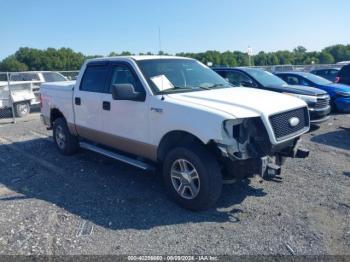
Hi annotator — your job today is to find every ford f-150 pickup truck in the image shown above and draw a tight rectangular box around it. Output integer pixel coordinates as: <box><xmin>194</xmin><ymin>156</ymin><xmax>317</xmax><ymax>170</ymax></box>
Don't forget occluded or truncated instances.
<box><xmin>41</xmin><ymin>56</ymin><xmax>310</xmax><ymax>211</ymax></box>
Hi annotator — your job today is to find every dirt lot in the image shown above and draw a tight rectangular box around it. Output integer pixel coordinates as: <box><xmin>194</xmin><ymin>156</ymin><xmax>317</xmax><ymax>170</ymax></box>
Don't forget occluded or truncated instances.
<box><xmin>0</xmin><ymin>113</ymin><xmax>349</xmax><ymax>256</ymax></box>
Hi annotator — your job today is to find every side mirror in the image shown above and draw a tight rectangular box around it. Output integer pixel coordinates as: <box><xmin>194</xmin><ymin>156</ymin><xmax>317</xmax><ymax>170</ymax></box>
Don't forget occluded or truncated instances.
<box><xmin>241</xmin><ymin>80</ymin><xmax>256</xmax><ymax>88</ymax></box>
<box><xmin>111</xmin><ymin>84</ymin><xmax>146</xmax><ymax>101</ymax></box>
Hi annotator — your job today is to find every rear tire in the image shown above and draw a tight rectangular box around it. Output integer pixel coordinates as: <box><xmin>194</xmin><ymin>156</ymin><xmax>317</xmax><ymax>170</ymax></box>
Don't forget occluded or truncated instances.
<box><xmin>14</xmin><ymin>102</ymin><xmax>30</xmax><ymax>117</ymax></box>
<box><xmin>53</xmin><ymin>118</ymin><xmax>79</xmax><ymax>155</ymax></box>
<box><xmin>163</xmin><ymin>144</ymin><xmax>222</xmax><ymax>211</ymax></box>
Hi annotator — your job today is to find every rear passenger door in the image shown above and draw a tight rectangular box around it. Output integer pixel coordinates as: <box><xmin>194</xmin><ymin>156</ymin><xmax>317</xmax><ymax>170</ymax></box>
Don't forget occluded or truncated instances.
<box><xmin>74</xmin><ymin>62</ymin><xmax>109</xmax><ymax>142</ymax></box>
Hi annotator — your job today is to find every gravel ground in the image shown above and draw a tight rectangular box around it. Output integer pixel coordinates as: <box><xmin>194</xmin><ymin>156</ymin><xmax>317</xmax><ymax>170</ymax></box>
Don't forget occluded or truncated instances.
<box><xmin>0</xmin><ymin>113</ymin><xmax>349</xmax><ymax>256</ymax></box>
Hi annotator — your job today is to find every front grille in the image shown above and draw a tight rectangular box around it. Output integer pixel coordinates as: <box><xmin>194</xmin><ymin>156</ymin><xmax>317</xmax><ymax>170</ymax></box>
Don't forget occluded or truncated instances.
<box><xmin>269</xmin><ymin>107</ymin><xmax>309</xmax><ymax>141</ymax></box>
<box><xmin>315</xmin><ymin>95</ymin><xmax>330</xmax><ymax>109</ymax></box>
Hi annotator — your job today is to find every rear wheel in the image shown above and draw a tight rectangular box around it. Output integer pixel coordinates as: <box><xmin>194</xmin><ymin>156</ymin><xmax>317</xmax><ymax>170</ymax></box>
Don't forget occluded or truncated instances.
<box><xmin>14</xmin><ymin>102</ymin><xmax>30</xmax><ymax>117</ymax></box>
<box><xmin>53</xmin><ymin>118</ymin><xmax>79</xmax><ymax>155</ymax></box>
<box><xmin>163</xmin><ymin>144</ymin><xmax>222</xmax><ymax>211</ymax></box>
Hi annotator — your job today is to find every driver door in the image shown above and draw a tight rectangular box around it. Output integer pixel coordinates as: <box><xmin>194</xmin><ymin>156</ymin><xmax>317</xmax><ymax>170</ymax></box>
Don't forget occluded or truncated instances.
<box><xmin>99</xmin><ymin>62</ymin><xmax>154</xmax><ymax>160</ymax></box>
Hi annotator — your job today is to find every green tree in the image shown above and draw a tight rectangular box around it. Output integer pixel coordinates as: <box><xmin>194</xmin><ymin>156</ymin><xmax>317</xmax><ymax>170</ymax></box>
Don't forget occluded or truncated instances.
<box><xmin>294</xmin><ymin>46</ymin><xmax>307</xmax><ymax>53</ymax></box>
<box><xmin>0</xmin><ymin>56</ymin><xmax>28</xmax><ymax>71</ymax></box>
<box><xmin>323</xmin><ymin>45</ymin><xmax>350</xmax><ymax>62</ymax></box>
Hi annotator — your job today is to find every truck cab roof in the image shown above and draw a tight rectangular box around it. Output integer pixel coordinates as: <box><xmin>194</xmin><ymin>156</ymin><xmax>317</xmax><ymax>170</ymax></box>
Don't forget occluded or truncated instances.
<box><xmin>86</xmin><ymin>55</ymin><xmax>193</xmax><ymax>64</ymax></box>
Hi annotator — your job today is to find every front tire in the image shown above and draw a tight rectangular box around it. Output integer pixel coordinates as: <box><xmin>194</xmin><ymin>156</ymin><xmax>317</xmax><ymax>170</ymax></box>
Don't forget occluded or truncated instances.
<box><xmin>14</xmin><ymin>102</ymin><xmax>30</xmax><ymax>117</ymax></box>
<box><xmin>163</xmin><ymin>144</ymin><xmax>222</xmax><ymax>211</ymax></box>
<box><xmin>53</xmin><ymin>118</ymin><xmax>79</xmax><ymax>155</ymax></box>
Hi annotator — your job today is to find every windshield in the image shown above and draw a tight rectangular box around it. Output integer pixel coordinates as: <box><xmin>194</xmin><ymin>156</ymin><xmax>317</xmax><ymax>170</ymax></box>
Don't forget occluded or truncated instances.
<box><xmin>244</xmin><ymin>68</ymin><xmax>287</xmax><ymax>87</ymax></box>
<box><xmin>301</xmin><ymin>73</ymin><xmax>332</xmax><ymax>85</ymax></box>
<box><xmin>137</xmin><ymin>59</ymin><xmax>232</xmax><ymax>94</ymax></box>
<box><xmin>42</xmin><ymin>72</ymin><xmax>67</xmax><ymax>82</ymax></box>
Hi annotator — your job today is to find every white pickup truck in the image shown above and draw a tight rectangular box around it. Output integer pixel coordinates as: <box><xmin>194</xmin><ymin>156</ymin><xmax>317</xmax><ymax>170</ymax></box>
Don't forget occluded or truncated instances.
<box><xmin>41</xmin><ymin>56</ymin><xmax>310</xmax><ymax>211</ymax></box>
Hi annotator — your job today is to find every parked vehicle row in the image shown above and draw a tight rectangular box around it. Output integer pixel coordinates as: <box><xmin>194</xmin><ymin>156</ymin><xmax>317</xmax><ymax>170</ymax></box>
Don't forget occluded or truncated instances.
<box><xmin>275</xmin><ymin>72</ymin><xmax>350</xmax><ymax>112</ymax></box>
<box><xmin>310</xmin><ymin>68</ymin><xmax>340</xmax><ymax>82</ymax></box>
<box><xmin>41</xmin><ymin>56</ymin><xmax>310</xmax><ymax>211</ymax></box>
<box><xmin>310</xmin><ymin>64</ymin><xmax>350</xmax><ymax>86</ymax></box>
<box><xmin>213</xmin><ymin>67</ymin><xmax>331</xmax><ymax>123</ymax></box>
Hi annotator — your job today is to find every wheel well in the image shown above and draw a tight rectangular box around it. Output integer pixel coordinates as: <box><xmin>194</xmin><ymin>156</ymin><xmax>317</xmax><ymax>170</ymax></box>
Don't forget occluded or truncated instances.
<box><xmin>50</xmin><ymin>108</ymin><xmax>65</xmax><ymax>126</ymax></box>
<box><xmin>157</xmin><ymin>131</ymin><xmax>208</xmax><ymax>162</ymax></box>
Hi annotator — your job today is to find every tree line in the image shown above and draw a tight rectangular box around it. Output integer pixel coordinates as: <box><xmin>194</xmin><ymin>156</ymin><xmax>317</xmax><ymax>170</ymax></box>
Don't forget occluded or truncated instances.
<box><xmin>1</xmin><ymin>44</ymin><xmax>350</xmax><ymax>72</ymax></box>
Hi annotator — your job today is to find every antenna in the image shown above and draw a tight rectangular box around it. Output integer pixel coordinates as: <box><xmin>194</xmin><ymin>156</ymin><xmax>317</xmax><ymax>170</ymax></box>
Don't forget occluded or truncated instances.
<box><xmin>158</xmin><ymin>26</ymin><xmax>165</xmax><ymax>100</ymax></box>
<box><xmin>158</xmin><ymin>26</ymin><xmax>162</xmax><ymax>56</ymax></box>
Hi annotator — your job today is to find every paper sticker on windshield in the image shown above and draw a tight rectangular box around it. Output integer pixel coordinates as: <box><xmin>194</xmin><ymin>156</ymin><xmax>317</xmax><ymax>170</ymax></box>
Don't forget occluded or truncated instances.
<box><xmin>150</xmin><ymin>75</ymin><xmax>174</xmax><ymax>91</ymax></box>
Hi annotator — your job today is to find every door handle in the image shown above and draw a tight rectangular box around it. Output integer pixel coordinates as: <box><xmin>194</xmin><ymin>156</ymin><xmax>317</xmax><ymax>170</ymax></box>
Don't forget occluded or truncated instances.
<box><xmin>75</xmin><ymin>97</ymin><xmax>81</xmax><ymax>105</ymax></box>
<box><xmin>103</xmin><ymin>101</ymin><xmax>111</xmax><ymax>111</ymax></box>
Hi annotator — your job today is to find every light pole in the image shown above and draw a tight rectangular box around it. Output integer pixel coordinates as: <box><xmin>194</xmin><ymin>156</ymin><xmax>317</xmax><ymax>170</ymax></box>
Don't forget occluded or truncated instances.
<box><xmin>247</xmin><ymin>46</ymin><xmax>253</xmax><ymax>66</ymax></box>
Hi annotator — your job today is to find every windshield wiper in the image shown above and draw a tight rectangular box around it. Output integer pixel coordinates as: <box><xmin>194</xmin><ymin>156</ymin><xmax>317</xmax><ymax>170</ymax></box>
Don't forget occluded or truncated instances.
<box><xmin>205</xmin><ymin>84</ymin><xmax>230</xmax><ymax>89</ymax></box>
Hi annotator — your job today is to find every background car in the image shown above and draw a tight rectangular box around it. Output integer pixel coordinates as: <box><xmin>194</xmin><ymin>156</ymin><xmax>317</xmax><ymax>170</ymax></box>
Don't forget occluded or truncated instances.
<box><xmin>310</xmin><ymin>68</ymin><xmax>340</xmax><ymax>82</ymax></box>
<box><xmin>213</xmin><ymin>67</ymin><xmax>331</xmax><ymax>123</ymax></box>
<box><xmin>276</xmin><ymin>72</ymin><xmax>350</xmax><ymax>112</ymax></box>
<box><xmin>335</xmin><ymin>64</ymin><xmax>350</xmax><ymax>86</ymax></box>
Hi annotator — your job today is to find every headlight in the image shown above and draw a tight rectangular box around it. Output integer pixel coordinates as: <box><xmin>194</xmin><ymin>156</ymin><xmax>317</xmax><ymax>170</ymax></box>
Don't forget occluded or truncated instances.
<box><xmin>283</xmin><ymin>93</ymin><xmax>317</xmax><ymax>103</ymax></box>
<box><xmin>223</xmin><ymin>119</ymin><xmax>243</xmax><ymax>137</ymax></box>
<box><xmin>336</xmin><ymin>91</ymin><xmax>350</xmax><ymax>97</ymax></box>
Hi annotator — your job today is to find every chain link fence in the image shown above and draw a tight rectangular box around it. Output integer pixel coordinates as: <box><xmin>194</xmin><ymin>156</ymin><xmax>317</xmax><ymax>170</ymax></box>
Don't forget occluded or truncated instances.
<box><xmin>251</xmin><ymin>63</ymin><xmax>344</xmax><ymax>73</ymax></box>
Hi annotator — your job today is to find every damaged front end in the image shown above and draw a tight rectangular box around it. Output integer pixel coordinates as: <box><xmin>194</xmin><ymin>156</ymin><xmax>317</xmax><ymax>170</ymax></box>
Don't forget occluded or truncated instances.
<box><xmin>214</xmin><ymin>117</ymin><xmax>309</xmax><ymax>179</ymax></box>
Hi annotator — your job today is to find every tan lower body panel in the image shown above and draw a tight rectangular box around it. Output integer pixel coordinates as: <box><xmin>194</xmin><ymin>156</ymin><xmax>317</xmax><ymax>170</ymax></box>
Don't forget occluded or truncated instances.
<box><xmin>75</xmin><ymin>125</ymin><xmax>157</xmax><ymax>162</ymax></box>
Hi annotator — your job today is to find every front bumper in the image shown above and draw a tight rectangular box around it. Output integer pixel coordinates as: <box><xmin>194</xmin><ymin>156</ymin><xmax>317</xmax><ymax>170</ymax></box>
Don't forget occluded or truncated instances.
<box><xmin>309</xmin><ymin>106</ymin><xmax>331</xmax><ymax>124</ymax></box>
<box><xmin>219</xmin><ymin>141</ymin><xmax>309</xmax><ymax>179</ymax></box>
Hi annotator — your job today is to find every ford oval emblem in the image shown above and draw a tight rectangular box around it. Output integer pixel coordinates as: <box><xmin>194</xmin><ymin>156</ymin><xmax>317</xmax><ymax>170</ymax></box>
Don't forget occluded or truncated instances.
<box><xmin>289</xmin><ymin>117</ymin><xmax>300</xmax><ymax>127</ymax></box>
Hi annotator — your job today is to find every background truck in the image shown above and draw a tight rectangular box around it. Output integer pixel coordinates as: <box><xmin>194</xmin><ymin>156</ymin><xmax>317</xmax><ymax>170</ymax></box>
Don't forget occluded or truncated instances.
<box><xmin>0</xmin><ymin>71</ymin><xmax>68</xmax><ymax>117</ymax></box>
<box><xmin>40</xmin><ymin>56</ymin><xmax>310</xmax><ymax>211</ymax></box>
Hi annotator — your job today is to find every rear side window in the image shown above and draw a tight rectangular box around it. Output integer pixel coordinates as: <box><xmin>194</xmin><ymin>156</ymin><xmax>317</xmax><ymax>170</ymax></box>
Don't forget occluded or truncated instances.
<box><xmin>312</xmin><ymin>70</ymin><xmax>323</xmax><ymax>76</ymax></box>
<box><xmin>328</xmin><ymin>69</ymin><xmax>339</xmax><ymax>77</ymax></box>
<box><xmin>80</xmin><ymin>66</ymin><xmax>109</xmax><ymax>92</ymax></box>
<box><xmin>339</xmin><ymin>65</ymin><xmax>350</xmax><ymax>77</ymax></box>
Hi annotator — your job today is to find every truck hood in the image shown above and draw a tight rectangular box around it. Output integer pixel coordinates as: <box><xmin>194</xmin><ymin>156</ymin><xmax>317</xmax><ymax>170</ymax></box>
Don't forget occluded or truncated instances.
<box><xmin>265</xmin><ymin>84</ymin><xmax>327</xmax><ymax>96</ymax></box>
<box><xmin>168</xmin><ymin>87</ymin><xmax>307</xmax><ymax>118</ymax></box>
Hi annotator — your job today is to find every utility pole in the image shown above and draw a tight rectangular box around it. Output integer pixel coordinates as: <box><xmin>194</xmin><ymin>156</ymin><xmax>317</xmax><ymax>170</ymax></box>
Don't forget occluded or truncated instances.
<box><xmin>247</xmin><ymin>46</ymin><xmax>253</xmax><ymax>66</ymax></box>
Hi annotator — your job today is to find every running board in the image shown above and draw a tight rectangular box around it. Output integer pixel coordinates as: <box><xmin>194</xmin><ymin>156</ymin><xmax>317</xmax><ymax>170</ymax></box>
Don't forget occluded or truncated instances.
<box><xmin>79</xmin><ymin>142</ymin><xmax>154</xmax><ymax>171</ymax></box>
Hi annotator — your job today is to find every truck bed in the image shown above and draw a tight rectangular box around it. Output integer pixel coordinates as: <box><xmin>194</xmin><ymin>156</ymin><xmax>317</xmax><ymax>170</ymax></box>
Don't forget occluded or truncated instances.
<box><xmin>40</xmin><ymin>81</ymin><xmax>76</xmax><ymax>126</ymax></box>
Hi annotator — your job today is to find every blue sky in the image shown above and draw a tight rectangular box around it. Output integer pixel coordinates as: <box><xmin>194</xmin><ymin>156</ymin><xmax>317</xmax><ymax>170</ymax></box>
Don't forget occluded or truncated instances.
<box><xmin>1</xmin><ymin>0</ymin><xmax>349</xmax><ymax>59</ymax></box>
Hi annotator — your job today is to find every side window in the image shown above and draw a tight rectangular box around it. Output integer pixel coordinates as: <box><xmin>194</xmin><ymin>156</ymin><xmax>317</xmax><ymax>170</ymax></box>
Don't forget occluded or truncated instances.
<box><xmin>317</xmin><ymin>70</ymin><xmax>326</xmax><ymax>77</ymax></box>
<box><xmin>215</xmin><ymin>71</ymin><xmax>227</xmax><ymax>78</ymax></box>
<box><xmin>109</xmin><ymin>64</ymin><xmax>143</xmax><ymax>92</ymax></box>
<box><xmin>226</xmin><ymin>71</ymin><xmax>252</xmax><ymax>86</ymax></box>
<box><xmin>80</xmin><ymin>66</ymin><xmax>109</xmax><ymax>93</ymax></box>
<box><xmin>299</xmin><ymin>77</ymin><xmax>311</xmax><ymax>86</ymax></box>
<box><xmin>285</xmin><ymin>75</ymin><xmax>299</xmax><ymax>85</ymax></box>
<box><xmin>328</xmin><ymin>70</ymin><xmax>338</xmax><ymax>77</ymax></box>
